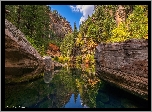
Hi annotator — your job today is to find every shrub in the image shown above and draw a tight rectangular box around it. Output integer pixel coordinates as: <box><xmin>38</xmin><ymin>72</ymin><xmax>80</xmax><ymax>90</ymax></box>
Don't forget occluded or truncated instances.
<box><xmin>76</xmin><ymin>56</ymin><xmax>82</xmax><ymax>64</ymax></box>
<box><xmin>108</xmin><ymin>22</ymin><xmax>129</xmax><ymax>43</ymax></box>
<box><xmin>126</xmin><ymin>5</ymin><xmax>148</xmax><ymax>39</ymax></box>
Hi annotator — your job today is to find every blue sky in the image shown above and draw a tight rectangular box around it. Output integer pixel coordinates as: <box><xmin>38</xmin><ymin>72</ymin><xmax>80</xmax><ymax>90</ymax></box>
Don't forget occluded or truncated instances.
<box><xmin>49</xmin><ymin>5</ymin><xmax>95</xmax><ymax>31</ymax></box>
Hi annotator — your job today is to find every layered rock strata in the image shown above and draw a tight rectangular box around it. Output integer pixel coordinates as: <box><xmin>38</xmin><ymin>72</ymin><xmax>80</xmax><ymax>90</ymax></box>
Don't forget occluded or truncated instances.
<box><xmin>95</xmin><ymin>39</ymin><xmax>148</xmax><ymax>100</ymax></box>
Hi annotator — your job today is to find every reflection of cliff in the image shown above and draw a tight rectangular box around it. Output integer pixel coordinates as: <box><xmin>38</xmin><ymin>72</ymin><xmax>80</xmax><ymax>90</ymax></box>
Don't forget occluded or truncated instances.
<box><xmin>5</xmin><ymin>64</ymin><xmax>101</xmax><ymax>108</ymax></box>
<box><xmin>5</xmin><ymin>67</ymin><xmax>146</xmax><ymax>108</ymax></box>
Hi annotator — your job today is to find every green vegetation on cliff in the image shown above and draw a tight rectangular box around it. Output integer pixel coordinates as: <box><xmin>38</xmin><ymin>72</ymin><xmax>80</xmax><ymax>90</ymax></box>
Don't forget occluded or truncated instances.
<box><xmin>5</xmin><ymin>5</ymin><xmax>148</xmax><ymax>62</ymax></box>
<box><xmin>79</xmin><ymin>5</ymin><xmax>148</xmax><ymax>44</ymax></box>
<box><xmin>62</xmin><ymin>5</ymin><xmax>148</xmax><ymax>65</ymax></box>
<box><xmin>5</xmin><ymin>5</ymin><xmax>63</xmax><ymax>56</ymax></box>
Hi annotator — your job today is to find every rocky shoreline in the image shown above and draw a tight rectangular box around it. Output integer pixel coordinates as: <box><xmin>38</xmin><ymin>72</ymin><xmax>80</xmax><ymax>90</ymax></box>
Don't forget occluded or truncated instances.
<box><xmin>5</xmin><ymin>19</ymin><xmax>63</xmax><ymax>84</ymax></box>
<box><xmin>95</xmin><ymin>39</ymin><xmax>148</xmax><ymax>100</ymax></box>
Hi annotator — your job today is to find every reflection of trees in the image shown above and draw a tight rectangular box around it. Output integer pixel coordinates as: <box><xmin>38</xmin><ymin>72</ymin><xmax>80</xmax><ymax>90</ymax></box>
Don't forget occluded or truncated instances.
<box><xmin>5</xmin><ymin>68</ymin><xmax>76</xmax><ymax>108</ymax></box>
<box><xmin>76</xmin><ymin>71</ymin><xmax>101</xmax><ymax>108</ymax></box>
<box><xmin>70</xmin><ymin>64</ymin><xmax>101</xmax><ymax>108</ymax></box>
<box><xmin>5</xmin><ymin>65</ymin><xmax>102</xmax><ymax>108</ymax></box>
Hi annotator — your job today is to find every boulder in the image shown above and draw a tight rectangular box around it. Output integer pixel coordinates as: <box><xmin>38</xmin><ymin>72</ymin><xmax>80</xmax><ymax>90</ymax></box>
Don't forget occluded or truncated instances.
<box><xmin>42</xmin><ymin>56</ymin><xmax>63</xmax><ymax>71</ymax></box>
<box><xmin>53</xmin><ymin>60</ymin><xmax>63</xmax><ymax>69</ymax></box>
<box><xmin>43</xmin><ymin>56</ymin><xmax>54</xmax><ymax>70</ymax></box>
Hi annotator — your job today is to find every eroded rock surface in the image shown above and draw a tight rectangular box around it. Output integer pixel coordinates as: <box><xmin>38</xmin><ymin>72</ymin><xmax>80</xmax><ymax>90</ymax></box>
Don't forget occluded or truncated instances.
<box><xmin>5</xmin><ymin>19</ymin><xmax>64</xmax><ymax>84</ymax></box>
<box><xmin>49</xmin><ymin>12</ymin><xmax>73</xmax><ymax>38</ymax></box>
<box><xmin>5</xmin><ymin>19</ymin><xmax>44</xmax><ymax>83</ymax></box>
<box><xmin>95</xmin><ymin>39</ymin><xmax>148</xmax><ymax>100</ymax></box>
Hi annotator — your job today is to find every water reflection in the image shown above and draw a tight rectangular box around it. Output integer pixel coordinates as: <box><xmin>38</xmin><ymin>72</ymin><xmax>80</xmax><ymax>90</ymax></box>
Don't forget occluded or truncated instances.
<box><xmin>64</xmin><ymin>94</ymin><xmax>83</xmax><ymax>108</ymax></box>
<box><xmin>43</xmin><ymin>70</ymin><xmax>54</xmax><ymax>84</ymax></box>
<box><xmin>5</xmin><ymin>66</ymin><xmax>148</xmax><ymax>108</ymax></box>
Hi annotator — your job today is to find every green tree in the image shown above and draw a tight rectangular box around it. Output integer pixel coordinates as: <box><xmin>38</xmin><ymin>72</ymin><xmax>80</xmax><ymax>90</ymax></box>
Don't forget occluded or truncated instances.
<box><xmin>78</xmin><ymin>5</ymin><xmax>117</xmax><ymax>44</ymax></box>
<box><xmin>93</xmin><ymin>5</ymin><xmax>117</xmax><ymax>42</ymax></box>
<box><xmin>107</xmin><ymin>5</ymin><xmax>148</xmax><ymax>43</ymax></box>
<box><xmin>71</xmin><ymin>22</ymin><xmax>78</xmax><ymax>56</ymax></box>
<box><xmin>60</xmin><ymin>33</ymin><xmax>74</xmax><ymax>57</ymax></box>
<box><xmin>126</xmin><ymin>5</ymin><xmax>148</xmax><ymax>39</ymax></box>
<box><xmin>73</xmin><ymin>22</ymin><xmax>78</xmax><ymax>39</ymax></box>
<box><xmin>5</xmin><ymin>5</ymin><xmax>23</xmax><ymax>29</ymax></box>
<box><xmin>5</xmin><ymin>5</ymin><xmax>51</xmax><ymax>56</ymax></box>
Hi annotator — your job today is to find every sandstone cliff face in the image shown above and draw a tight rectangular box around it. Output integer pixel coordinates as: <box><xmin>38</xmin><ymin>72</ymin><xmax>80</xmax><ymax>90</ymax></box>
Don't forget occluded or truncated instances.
<box><xmin>46</xmin><ymin>12</ymin><xmax>72</xmax><ymax>56</ymax></box>
<box><xmin>49</xmin><ymin>12</ymin><xmax>73</xmax><ymax>38</ymax></box>
<box><xmin>94</xmin><ymin>5</ymin><xmax>133</xmax><ymax>26</ymax></box>
<box><xmin>5</xmin><ymin>19</ymin><xmax>44</xmax><ymax>83</ymax></box>
<box><xmin>95</xmin><ymin>39</ymin><xmax>148</xmax><ymax>100</ymax></box>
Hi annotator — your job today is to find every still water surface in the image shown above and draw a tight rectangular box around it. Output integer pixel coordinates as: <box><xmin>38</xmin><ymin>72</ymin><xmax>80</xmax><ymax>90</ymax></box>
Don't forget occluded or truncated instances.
<box><xmin>5</xmin><ymin>67</ymin><xmax>148</xmax><ymax>108</ymax></box>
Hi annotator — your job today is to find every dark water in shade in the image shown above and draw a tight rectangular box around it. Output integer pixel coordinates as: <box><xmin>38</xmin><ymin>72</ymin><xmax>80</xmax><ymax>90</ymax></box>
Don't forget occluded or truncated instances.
<box><xmin>5</xmin><ymin>67</ymin><xmax>148</xmax><ymax>108</ymax></box>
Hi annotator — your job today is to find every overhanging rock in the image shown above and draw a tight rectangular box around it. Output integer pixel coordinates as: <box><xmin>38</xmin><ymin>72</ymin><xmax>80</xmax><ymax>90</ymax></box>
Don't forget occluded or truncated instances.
<box><xmin>5</xmin><ymin>19</ymin><xmax>44</xmax><ymax>83</ymax></box>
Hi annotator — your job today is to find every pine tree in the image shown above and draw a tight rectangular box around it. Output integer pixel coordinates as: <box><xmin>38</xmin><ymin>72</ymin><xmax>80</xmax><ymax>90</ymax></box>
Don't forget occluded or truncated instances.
<box><xmin>5</xmin><ymin>5</ymin><xmax>51</xmax><ymax>56</ymax></box>
<box><xmin>60</xmin><ymin>33</ymin><xmax>74</xmax><ymax>57</ymax></box>
<box><xmin>73</xmin><ymin>22</ymin><xmax>78</xmax><ymax>39</ymax></box>
<box><xmin>71</xmin><ymin>22</ymin><xmax>78</xmax><ymax>57</ymax></box>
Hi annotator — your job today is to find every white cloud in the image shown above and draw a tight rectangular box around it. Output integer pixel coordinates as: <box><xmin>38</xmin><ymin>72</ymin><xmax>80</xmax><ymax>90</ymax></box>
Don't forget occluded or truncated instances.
<box><xmin>70</xmin><ymin>5</ymin><xmax>94</xmax><ymax>25</ymax></box>
<box><xmin>70</xmin><ymin>5</ymin><xmax>80</xmax><ymax>12</ymax></box>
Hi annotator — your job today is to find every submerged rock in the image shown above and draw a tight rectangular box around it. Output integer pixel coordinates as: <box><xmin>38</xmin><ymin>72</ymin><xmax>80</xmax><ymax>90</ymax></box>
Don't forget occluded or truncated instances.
<box><xmin>120</xmin><ymin>98</ymin><xmax>137</xmax><ymax>108</ymax></box>
<box><xmin>98</xmin><ymin>92</ymin><xmax>109</xmax><ymax>103</ymax></box>
<box><xmin>104</xmin><ymin>104</ymin><xmax>116</xmax><ymax>108</ymax></box>
<box><xmin>96</xmin><ymin>101</ymin><xmax>105</xmax><ymax>108</ymax></box>
<box><xmin>108</xmin><ymin>99</ymin><xmax>121</xmax><ymax>108</ymax></box>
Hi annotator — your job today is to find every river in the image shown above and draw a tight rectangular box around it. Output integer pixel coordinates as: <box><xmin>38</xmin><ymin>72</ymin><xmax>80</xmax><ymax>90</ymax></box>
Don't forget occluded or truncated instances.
<box><xmin>5</xmin><ymin>66</ymin><xmax>148</xmax><ymax>108</ymax></box>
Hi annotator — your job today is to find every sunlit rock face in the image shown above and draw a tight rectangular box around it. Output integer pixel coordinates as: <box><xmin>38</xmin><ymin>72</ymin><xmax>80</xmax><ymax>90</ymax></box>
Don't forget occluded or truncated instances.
<box><xmin>95</xmin><ymin>39</ymin><xmax>148</xmax><ymax>100</ymax></box>
<box><xmin>94</xmin><ymin>5</ymin><xmax>134</xmax><ymax>26</ymax></box>
<box><xmin>5</xmin><ymin>19</ymin><xmax>44</xmax><ymax>83</ymax></box>
<box><xmin>49</xmin><ymin>12</ymin><xmax>73</xmax><ymax>38</ymax></box>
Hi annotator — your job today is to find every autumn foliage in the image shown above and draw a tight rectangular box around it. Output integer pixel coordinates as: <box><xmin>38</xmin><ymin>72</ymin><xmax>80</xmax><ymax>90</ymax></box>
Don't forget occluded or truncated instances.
<box><xmin>48</xmin><ymin>43</ymin><xmax>60</xmax><ymax>51</ymax></box>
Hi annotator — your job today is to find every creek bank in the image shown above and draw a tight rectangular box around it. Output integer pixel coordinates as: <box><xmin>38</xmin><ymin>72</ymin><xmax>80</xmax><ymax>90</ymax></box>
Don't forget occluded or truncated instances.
<box><xmin>5</xmin><ymin>19</ymin><xmax>63</xmax><ymax>84</ymax></box>
<box><xmin>5</xmin><ymin>19</ymin><xmax>45</xmax><ymax>84</ymax></box>
<box><xmin>95</xmin><ymin>39</ymin><xmax>148</xmax><ymax>100</ymax></box>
